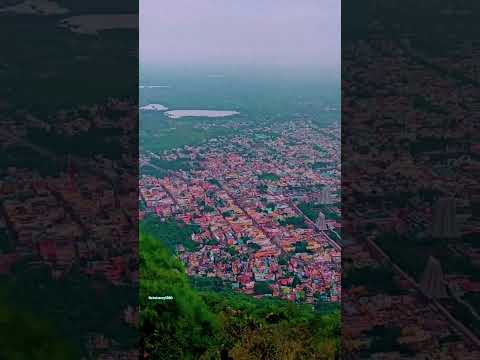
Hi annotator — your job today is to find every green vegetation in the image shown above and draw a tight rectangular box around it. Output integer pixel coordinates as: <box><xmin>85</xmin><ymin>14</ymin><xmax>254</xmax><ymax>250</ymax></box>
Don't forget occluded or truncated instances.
<box><xmin>143</xmin><ymin>160</ymin><xmax>206</xmax><ymax>179</ymax></box>
<box><xmin>190</xmin><ymin>276</ymin><xmax>232</xmax><ymax>292</ymax></box>
<box><xmin>312</xmin><ymin>161</ymin><xmax>333</xmax><ymax>169</ymax></box>
<box><xmin>0</xmin><ymin>11</ymin><xmax>137</xmax><ymax>114</ymax></box>
<box><xmin>204</xmin><ymin>238</ymin><xmax>219</xmax><ymax>246</ymax></box>
<box><xmin>413</xmin><ymin>96</ymin><xmax>448</xmax><ymax>115</ymax></box>
<box><xmin>247</xmin><ymin>242</ymin><xmax>262</xmax><ymax>251</ymax></box>
<box><xmin>313</xmin><ymin>144</ymin><xmax>327</xmax><ymax>154</ymax></box>
<box><xmin>439</xmin><ymin>333</ymin><xmax>461</xmax><ymax>344</ymax></box>
<box><xmin>261</xmin><ymin>132</ymin><xmax>280</xmax><ymax>141</ymax></box>
<box><xmin>196</xmin><ymin>199</ymin><xmax>216</xmax><ymax>214</ymax></box>
<box><xmin>140</xmin><ymin>228</ymin><xmax>340</xmax><ymax>359</ymax></box>
<box><xmin>294</xmin><ymin>241</ymin><xmax>312</xmax><ymax>254</ymax></box>
<box><xmin>0</xmin><ymin>145</ymin><xmax>62</xmax><ymax>176</ymax></box>
<box><xmin>227</xmin><ymin>246</ymin><xmax>238</xmax><ymax>256</ymax></box>
<box><xmin>204</xmin><ymin>205</ymin><xmax>215</xmax><ymax>213</ymax></box>
<box><xmin>344</xmin><ymin>264</ymin><xmax>406</xmax><ymax>295</ymax></box>
<box><xmin>0</xmin><ymin>265</ymin><xmax>137</xmax><ymax>357</ymax></box>
<box><xmin>266</xmin><ymin>202</ymin><xmax>276</xmax><ymax>211</ymax></box>
<box><xmin>410</xmin><ymin>137</ymin><xmax>446</xmax><ymax>154</ymax></box>
<box><xmin>448</xmin><ymin>300</ymin><xmax>480</xmax><ymax>337</ymax></box>
<box><xmin>214</xmin><ymin>197</ymin><xmax>226</xmax><ymax>207</ymax></box>
<box><xmin>208</xmin><ymin>178</ymin><xmax>221</xmax><ymax>187</ymax></box>
<box><xmin>314</xmin><ymin>299</ymin><xmax>341</xmax><ymax>314</ymax></box>
<box><xmin>28</xmin><ymin>127</ymin><xmax>124</xmax><ymax>160</ymax></box>
<box><xmin>279</xmin><ymin>216</ymin><xmax>308</xmax><ymax>229</ymax></box>
<box><xmin>258</xmin><ymin>172</ymin><xmax>280</xmax><ymax>181</ymax></box>
<box><xmin>141</xmin><ymin>216</ymin><xmax>200</xmax><ymax>252</ymax></box>
<box><xmin>0</xmin><ymin>300</ymin><xmax>78</xmax><ymax>359</ymax></box>
<box><xmin>257</xmin><ymin>183</ymin><xmax>268</xmax><ymax>194</ymax></box>
<box><xmin>278</xmin><ymin>254</ymin><xmax>291</xmax><ymax>266</ymax></box>
<box><xmin>240</xmin><ymin>235</ymin><xmax>251</xmax><ymax>242</ymax></box>
<box><xmin>376</xmin><ymin>232</ymin><xmax>480</xmax><ymax>282</ymax></box>
<box><xmin>140</xmin><ymin>165</ymin><xmax>169</xmax><ymax>178</ymax></box>
<box><xmin>254</xmin><ymin>281</ymin><xmax>273</xmax><ymax>295</ymax></box>
<box><xmin>376</xmin><ymin>233</ymin><xmax>429</xmax><ymax>279</ymax></box>
<box><xmin>150</xmin><ymin>158</ymin><xmax>193</xmax><ymax>171</ymax></box>
<box><xmin>0</xmin><ymin>229</ymin><xmax>13</xmax><ymax>253</ymax></box>
<box><xmin>443</xmin><ymin>255</ymin><xmax>480</xmax><ymax>281</ymax></box>
<box><xmin>140</xmin><ymin>123</ymin><xmax>230</xmax><ymax>153</ymax></box>
<box><xmin>298</xmin><ymin>203</ymin><xmax>319</xmax><ymax>220</ymax></box>
<box><xmin>364</xmin><ymin>326</ymin><xmax>414</xmax><ymax>356</ymax></box>
<box><xmin>299</xmin><ymin>202</ymin><xmax>340</xmax><ymax>221</ymax></box>
<box><xmin>287</xmin><ymin>184</ymin><xmax>326</xmax><ymax>192</ymax></box>
<box><xmin>292</xmin><ymin>275</ymin><xmax>303</xmax><ymax>288</ymax></box>
<box><xmin>140</xmin><ymin>232</ymin><xmax>218</xmax><ymax>359</ymax></box>
<box><xmin>0</xmin><ymin>271</ymin><xmax>84</xmax><ymax>359</ymax></box>
<box><xmin>464</xmin><ymin>293</ymin><xmax>480</xmax><ymax>313</ymax></box>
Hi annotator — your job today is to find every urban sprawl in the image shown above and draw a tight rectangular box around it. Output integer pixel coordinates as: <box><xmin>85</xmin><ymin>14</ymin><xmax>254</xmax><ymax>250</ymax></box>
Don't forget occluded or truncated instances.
<box><xmin>140</xmin><ymin>120</ymin><xmax>341</xmax><ymax>305</ymax></box>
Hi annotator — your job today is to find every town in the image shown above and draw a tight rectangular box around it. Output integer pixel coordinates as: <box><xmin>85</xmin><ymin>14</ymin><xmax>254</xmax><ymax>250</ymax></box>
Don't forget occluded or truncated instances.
<box><xmin>140</xmin><ymin>119</ymin><xmax>341</xmax><ymax>306</ymax></box>
<box><xmin>0</xmin><ymin>98</ymin><xmax>139</xmax><ymax>359</ymax></box>
<box><xmin>342</xmin><ymin>3</ymin><xmax>480</xmax><ymax>358</ymax></box>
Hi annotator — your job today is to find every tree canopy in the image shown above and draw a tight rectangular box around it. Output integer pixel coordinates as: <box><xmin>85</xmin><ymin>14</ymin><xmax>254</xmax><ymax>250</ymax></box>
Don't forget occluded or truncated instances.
<box><xmin>140</xmin><ymin>228</ymin><xmax>341</xmax><ymax>359</ymax></box>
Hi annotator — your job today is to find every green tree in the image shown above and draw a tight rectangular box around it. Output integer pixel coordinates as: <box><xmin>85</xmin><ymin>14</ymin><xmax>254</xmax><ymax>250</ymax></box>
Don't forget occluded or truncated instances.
<box><xmin>0</xmin><ymin>301</ymin><xmax>78</xmax><ymax>359</ymax></box>
<box><xmin>140</xmin><ymin>231</ymin><xmax>219</xmax><ymax>359</ymax></box>
<box><xmin>254</xmin><ymin>282</ymin><xmax>273</xmax><ymax>295</ymax></box>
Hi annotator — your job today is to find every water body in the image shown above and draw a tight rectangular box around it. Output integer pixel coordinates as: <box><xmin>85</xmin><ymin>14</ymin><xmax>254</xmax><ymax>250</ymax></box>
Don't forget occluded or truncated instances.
<box><xmin>140</xmin><ymin>85</ymin><xmax>170</xmax><ymax>89</ymax></box>
<box><xmin>164</xmin><ymin>110</ymin><xmax>239</xmax><ymax>119</ymax></box>
<box><xmin>140</xmin><ymin>68</ymin><xmax>340</xmax><ymax>122</ymax></box>
<box><xmin>60</xmin><ymin>14</ymin><xmax>137</xmax><ymax>34</ymax></box>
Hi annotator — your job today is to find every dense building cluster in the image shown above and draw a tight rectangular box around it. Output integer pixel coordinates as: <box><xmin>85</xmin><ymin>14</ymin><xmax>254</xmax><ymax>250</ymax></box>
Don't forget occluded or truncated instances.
<box><xmin>343</xmin><ymin>3</ymin><xmax>480</xmax><ymax>358</ymax></box>
<box><xmin>140</xmin><ymin>120</ymin><xmax>341</xmax><ymax>305</ymax></box>
<box><xmin>0</xmin><ymin>99</ymin><xmax>139</xmax><ymax>359</ymax></box>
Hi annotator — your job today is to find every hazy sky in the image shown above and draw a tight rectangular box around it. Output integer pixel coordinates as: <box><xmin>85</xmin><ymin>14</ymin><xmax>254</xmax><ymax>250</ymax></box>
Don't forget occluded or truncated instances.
<box><xmin>140</xmin><ymin>0</ymin><xmax>340</xmax><ymax>72</ymax></box>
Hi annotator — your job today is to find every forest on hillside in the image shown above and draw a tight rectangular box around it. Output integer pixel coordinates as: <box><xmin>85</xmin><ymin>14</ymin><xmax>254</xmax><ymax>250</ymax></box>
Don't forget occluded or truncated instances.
<box><xmin>139</xmin><ymin>230</ymin><xmax>340</xmax><ymax>359</ymax></box>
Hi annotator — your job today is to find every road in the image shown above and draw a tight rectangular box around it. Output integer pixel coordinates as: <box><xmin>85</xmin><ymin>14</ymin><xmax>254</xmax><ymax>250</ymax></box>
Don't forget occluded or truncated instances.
<box><xmin>365</xmin><ymin>237</ymin><xmax>480</xmax><ymax>348</ymax></box>
<box><xmin>290</xmin><ymin>201</ymin><xmax>342</xmax><ymax>251</ymax></box>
